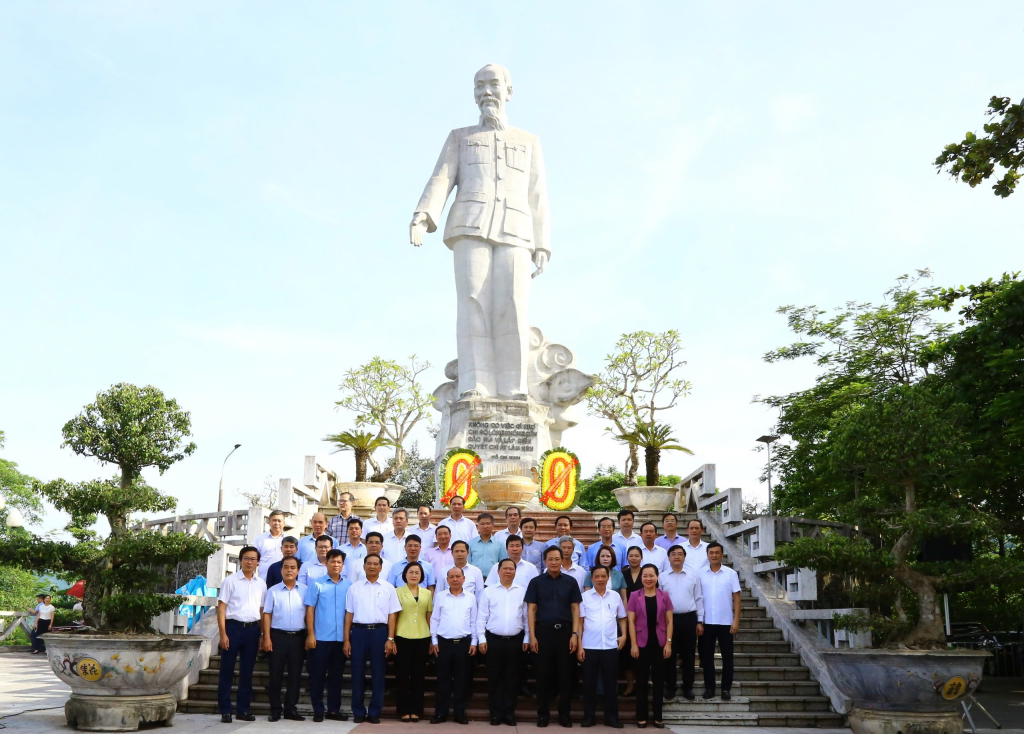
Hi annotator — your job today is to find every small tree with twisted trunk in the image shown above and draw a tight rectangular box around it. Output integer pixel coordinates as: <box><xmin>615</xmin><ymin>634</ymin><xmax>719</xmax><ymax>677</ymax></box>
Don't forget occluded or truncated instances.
<box><xmin>322</xmin><ymin>430</ymin><xmax>394</xmax><ymax>482</ymax></box>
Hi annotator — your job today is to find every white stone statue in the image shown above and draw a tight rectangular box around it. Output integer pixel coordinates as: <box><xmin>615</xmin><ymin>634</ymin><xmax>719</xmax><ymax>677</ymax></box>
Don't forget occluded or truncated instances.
<box><xmin>410</xmin><ymin>63</ymin><xmax>551</xmax><ymax>401</ymax></box>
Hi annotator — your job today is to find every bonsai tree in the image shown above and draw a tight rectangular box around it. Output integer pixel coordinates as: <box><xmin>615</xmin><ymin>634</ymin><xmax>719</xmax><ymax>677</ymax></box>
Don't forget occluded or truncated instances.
<box><xmin>322</xmin><ymin>429</ymin><xmax>394</xmax><ymax>482</ymax></box>
<box><xmin>586</xmin><ymin>330</ymin><xmax>691</xmax><ymax>486</ymax></box>
<box><xmin>0</xmin><ymin>384</ymin><xmax>218</xmax><ymax>632</ymax></box>
<box><xmin>614</xmin><ymin>421</ymin><xmax>692</xmax><ymax>487</ymax></box>
<box><xmin>762</xmin><ymin>273</ymin><xmax>1024</xmax><ymax>647</ymax></box>
<box><xmin>332</xmin><ymin>356</ymin><xmax>432</xmax><ymax>483</ymax></box>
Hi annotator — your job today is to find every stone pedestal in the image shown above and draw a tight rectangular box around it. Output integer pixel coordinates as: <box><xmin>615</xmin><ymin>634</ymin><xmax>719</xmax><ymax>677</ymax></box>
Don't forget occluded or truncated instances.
<box><xmin>66</xmin><ymin>693</ymin><xmax>176</xmax><ymax>731</ymax></box>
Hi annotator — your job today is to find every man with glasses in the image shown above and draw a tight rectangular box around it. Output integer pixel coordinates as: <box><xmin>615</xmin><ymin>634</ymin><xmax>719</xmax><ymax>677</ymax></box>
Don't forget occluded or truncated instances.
<box><xmin>326</xmin><ymin>491</ymin><xmax>361</xmax><ymax>541</ymax></box>
<box><xmin>216</xmin><ymin>546</ymin><xmax>266</xmax><ymax>723</ymax></box>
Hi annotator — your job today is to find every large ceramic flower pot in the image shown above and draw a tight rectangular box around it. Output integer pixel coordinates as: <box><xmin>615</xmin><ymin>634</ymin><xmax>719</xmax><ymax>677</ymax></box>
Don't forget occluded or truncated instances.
<box><xmin>613</xmin><ymin>487</ymin><xmax>637</xmax><ymax>510</ymax></box>
<box><xmin>336</xmin><ymin>481</ymin><xmax>403</xmax><ymax>516</ymax></box>
<box><xmin>46</xmin><ymin>632</ymin><xmax>204</xmax><ymax>731</ymax></box>
<box><xmin>820</xmin><ymin>648</ymin><xmax>989</xmax><ymax>734</ymax></box>
<box><xmin>627</xmin><ymin>487</ymin><xmax>675</xmax><ymax>511</ymax></box>
<box><xmin>475</xmin><ymin>475</ymin><xmax>538</xmax><ymax>509</ymax></box>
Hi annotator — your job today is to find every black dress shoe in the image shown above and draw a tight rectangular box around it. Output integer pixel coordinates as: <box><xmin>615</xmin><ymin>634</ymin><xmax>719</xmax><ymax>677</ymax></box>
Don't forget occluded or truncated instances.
<box><xmin>327</xmin><ymin>712</ymin><xmax>349</xmax><ymax>721</ymax></box>
<box><xmin>268</xmin><ymin>713</ymin><xmax>281</xmax><ymax>722</ymax></box>
<box><xmin>313</xmin><ymin>712</ymin><xmax>324</xmax><ymax>722</ymax></box>
<box><xmin>237</xmin><ymin>713</ymin><xmax>256</xmax><ymax>722</ymax></box>
<box><xmin>721</xmin><ymin>690</ymin><xmax>731</xmax><ymax>700</ymax></box>
<box><xmin>492</xmin><ymin>718</ymin><xmax>503</xmax><ymax>726</ymax></box>
<box><xmin>368</xmin><ymin>716</ymin><xmax>381</xmax><ymax>724</ymax></box>
<box><xmin>664</xmin><ymin>689</ymin><xmax>675</xmax><ymax>701</ymax></box>
<box><xmin>284</xmin><ymin>712</ymin><xmax>305</xmax><ymax>721</ymax></box>
<box><xmin>702</xmin><ymin>690</ymin><xmax>715</xmax><ymax>700</ymax></box>
<box><xmin>504</xmin><ymin>716</ymin><xmax>517</xmax><ymax>726</ymax></box>
<box><xmin>353</xmin><ymin>716</ymin><xmax>366</xmax><ymax>724</ymax></box>
<box><xmin>652</xmin><ymin>723</ymin><xmax>665</xmax><ymax>729</ymax></box>
<box><xmin>430</xmin><ymin>716</ymin><xmax>447</xmax><ymax>725</ymax></box>
<box><xmin>580</xmin><ymin>719</ymin><xmax>595</xmax><ymax>728</ymax></box>
<box><xmin>559</xmin><ymin>718</ymin><xmax>572</xmax><ymax>728</ymax></box>
<box><xmin>682</xmin><ymin>689</ymin><xmax>695</xmax><ymax>701</ymax></box>
<box><xmin>605</xmin><ymin>722</ymin><xmax>624</xmax><ymax>729</ymax></box>
<box><xmin>454</xmin><ymin>715</ymin><xmax>470</xmax><ymax>725</ymax></box>
<box><xmin>220</xmin><ymin>715</ymin><xmax>232</xmax><ymax>724</ymax></box>
<box><xmin>537</xmin><ymin>718</ymin><xmax>549</xmax><ymax>728</ymax></box>
<box><xmin>637</xmin><ymin>723</ymin><xmax>647</xmax><ymax>729</ymax></box>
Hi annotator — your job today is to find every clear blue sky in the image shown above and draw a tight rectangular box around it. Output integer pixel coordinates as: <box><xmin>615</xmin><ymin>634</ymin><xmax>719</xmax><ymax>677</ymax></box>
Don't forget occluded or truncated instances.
<box><xmin>2</xmin><ymin>2</ymin><xmax>1021</xmax><ymax>534</ymax></box>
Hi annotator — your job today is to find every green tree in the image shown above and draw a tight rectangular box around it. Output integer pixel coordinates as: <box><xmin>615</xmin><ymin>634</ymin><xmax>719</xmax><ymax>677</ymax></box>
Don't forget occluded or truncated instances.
<box><xmin>0</xmin><ymin>430</ymin><xmax>43</xmax><ymax>525</ymax></box>
<box><xmin>389</xmin><ymin>442</ymin><xmax>436</xmax><ymax>509</ymax></box>
<box><xmin>334</xmin><ymin>356</ymin><xmax>432</xmax><ymax>482</ymax></box>
<box><xmin>935</xmin><ymin>95</ymin><xmax>1024</xmax><ymax>198</ymax></box>
<box><xmin>323</xmin><ymin>430</ymin><xmax>394</xmax><ymax>482</ymax></box>
<box><xmin>585</xmin><ymin>330</ymin><xmax>691</xmax><ymax>486</ymax></box>
<box><xmin>614</xmin><ymin>422</ymin><xmax>692</xmax><ymax>488</ymax></box>
<box><xmin>0</xmin><ymin>385</ymin><xmax>217</xmax><ymax>632</ymax></box>
<box><xmin>576</xmin><ymin>465</ymin><xmax>682</xmax><ymax>512</ymax></box>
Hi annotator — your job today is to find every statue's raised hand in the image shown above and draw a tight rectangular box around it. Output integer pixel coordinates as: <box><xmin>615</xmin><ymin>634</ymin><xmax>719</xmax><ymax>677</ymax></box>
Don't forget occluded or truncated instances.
<box><xmin>532</xmin><ymin>250</ymin><xmax>548</xmax><ymax>279</ymax></box>
<box><xmin>410</xmin><ymin>213</ymin><xmax>429</xmax><ymax>247</ymax></box>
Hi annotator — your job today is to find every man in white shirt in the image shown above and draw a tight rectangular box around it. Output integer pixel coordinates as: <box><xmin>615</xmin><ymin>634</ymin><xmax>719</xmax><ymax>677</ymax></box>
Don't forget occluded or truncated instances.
<box><xmin>438</xmin><ymin>540</ymin><xmax>485</xmax><ymax>596</ymax></box>
<box><xmin>414</xmin><ymin>503</ymin><xmax>437</xmax><ymax>549</ymax></box>
<box><xmin>430</xmin><ymin>566</ymin><xmax>478</xmax><ymax>725</ymax></box>
<box><xmin>638</xmin><ymin>522</ymin><xmax>670</xmax><ymax>573</ymax></box>
<box><xmin>423</xmin><ymin>524</ymin><xmax>454</xmax><ymax>582</ymax></box>
<box><xmin>382</xmin><ymin>508</ymin><xmax>410</xmax><ymax>563</ymax></box>
<box><xmin>298</xmin><ymin>512</ymin><xmax>336</xmax><ymax>564</ymax></box>
<box><xmin>699</xmin><ymin>542</ymin><xmax>741</xmax><ymax>700</ymax></box>
<box><xmin>486</xmin><ymin>535</ymin><xmax>539</xmax><ymax>587</ymax></box>
<box><xmin>297</xmin><ymin>535</ymin><xmax>333</xmax><ymax>587</ymax></box>
<box><xmin>477</xmin><ymin>559</ymin><xmax>529</xmax><ymax>726</ymax></box>
<box><xmin>659</xmin><ymin>545</ymin><xmax>704</xmax><ymax>701</ymax></box>
<box><xmin>612</xmin><ymin>509</ymin><xmax>643</xmax><ymax>556</ymax></box>
<box><xmin>343</xmin><ymin>554</ymin><xmax>402</xmax><ymax>724</ymax></box>
<box><xmin>493</xmin><ymin>506</ymin><xmax>523</xmax><ymax>547</ymax></box>
<box><xmin>216</xmin><ymin>546</ymin><xmax>267</xmax><ymax>723</ymax></box>
<box><xmin>338</xmin><ymin>519</ymin><xmax>368</xmax><ymax>569</ymax></box>
<box><xmin>683</xmin><ymin>518</ymin><xmax>710</xmax><ymax>572</ymax></box>
<box><xmin>254</xmin><ymin>510</ymin><xmax>287</xmax><ymax>579</ymax></box>
<box><xmin>261</xmin><ymin>556</ymin><xmax>307</xmax><ymax>721</ymax></box>
<box><xmin>558</xmin><ymin>536</ymin><xmax>587</xmax><ymax>592</ymax></box>
<box><xmin>361</xmin><ymin>496</ymin><xmax>394</xmax><ymax>538</ymax></box>
<box><xmin>577</xmin><ymin>565</ymin><xmax>627</xmax><ymax>729</ymax></box>
<box><xmin>348</xmin><ymin>532</ymin><xmax>393</xmax><ymax>583</ymax></box>
<box><xmin>543</xmin><ymin>515</ymin><xmax>585</xmax><ymax>565</ymax></box>
<box><xmin>436</xmin><ymin>495</ymin><xmax>479</xmax><ymax>543</ymax></box>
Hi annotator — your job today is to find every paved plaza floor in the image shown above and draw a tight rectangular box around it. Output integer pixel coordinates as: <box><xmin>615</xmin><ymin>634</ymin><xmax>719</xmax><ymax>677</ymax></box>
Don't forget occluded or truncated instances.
<box><xmin>1</xmin><ymin>652</ymin><xmax>1021</xmax><ymax>733</ymax></box>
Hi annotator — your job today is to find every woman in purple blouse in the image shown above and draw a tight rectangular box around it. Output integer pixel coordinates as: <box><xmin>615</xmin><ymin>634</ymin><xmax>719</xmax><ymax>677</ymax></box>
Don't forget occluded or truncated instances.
<box><xmin>626</xmin><ymin>564</ymin><xmax>674</xmax><ymax>728</ymax></box>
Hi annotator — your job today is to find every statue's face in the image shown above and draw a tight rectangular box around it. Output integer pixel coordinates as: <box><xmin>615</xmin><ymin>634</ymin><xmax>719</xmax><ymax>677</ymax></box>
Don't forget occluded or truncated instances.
<box><xmin>474</xmin><ymin>66</ymin><xmax>509</xmax><ymax>116</ymax></box>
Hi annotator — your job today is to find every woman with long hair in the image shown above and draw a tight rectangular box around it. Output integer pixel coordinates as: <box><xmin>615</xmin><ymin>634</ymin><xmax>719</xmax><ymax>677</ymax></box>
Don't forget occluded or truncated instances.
<box><xmin>394</xmin><ymin>562</ymin><xmax>433</xmax><ymax>722</ymax></box>
<box><xmin>627</xmin><ymin>564</ymin><xmax>673</xmax><ymax>728</ymax></box>
<box><xmin>620</xmin><ymin>546</ymin><xmax>645</xmax><ymax>695</ymax></box>
<box><xmin>584</xmin><ymin>546</ymin><xmax>627</xmax><ymax>604</ymax></box>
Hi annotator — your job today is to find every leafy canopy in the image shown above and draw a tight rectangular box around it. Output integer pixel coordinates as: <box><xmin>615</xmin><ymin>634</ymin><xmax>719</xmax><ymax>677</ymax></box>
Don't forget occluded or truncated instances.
<box><xmin>935</xmin><ymin>95</ymin><xmax>1024</xmax><ymax>198</ymax></box>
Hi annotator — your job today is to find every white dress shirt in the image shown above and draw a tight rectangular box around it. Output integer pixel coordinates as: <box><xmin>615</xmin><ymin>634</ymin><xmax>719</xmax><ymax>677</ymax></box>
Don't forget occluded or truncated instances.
<box><xmin>579</xmin><ymin>587</ymin><xmax>626</xmax><ymax>650</ymax></box>
<box><xmin>476</xmin><ymin>582</ymin><xmax>529</xmax><ymax>643</ymax></box>
<box><xmin>493</xmin><ymin>526</ymin><xmax>521</xmax><ymax>548</ymax></box>
<box><xmin>297</xmin><ymin>558</ymin><xmax>328</xmax><ymax>587</ymax></box>
<box><xmin>700</xmin><ymin>564</ymin><xmax>741</xmax><ymax>625</ymax></box>
<box><xmin>485</xmin><ymin>558</ymin><xmax>539</xmax><ymax>587</ymax></box>
<box><xmin>382</xmin><ymin>531</ymin><xmax>410</xmax><ymax>564</ymax></box>
<box><xmin>659</xmin><ymin>566</ymin><xmax>704</xmax><ymax>617</ymax></box>
<box><xmin>345</xmin><ymin>578</ymin><xmax>402</xmax><ymax>624</ymax></box>
<box><xmin>218</xmin><ymin>570</ymin><xmax>267</xmax><ymax>622</ymax></box>
<box><xmin>639</xmin><ymin>544</ymin><xmax>670</xmax><ymax>574</ymax></box>
<box><xmin>430</xmin><ymin>589</ymin><xmax>478</xmax><ymax>645</ymax></box>
<box><xmin>362</xmin><ymin>516</ymin><xmax>394</xmax><ymax>539</ymax></box>
<box><xmin>254</xmin><ymin>531</ymin><xmax>285</xmax><ymax>579</ymax></box>
<box><xmin>437</xmin><ymin>563</ymin><xmax>485</xmax><ymax>597</ymax></box>
<box><xmin>263</xmin><ymin>581</ymin><xmax>308</xmax><ymax>631</ymax></box>
<box><xmin>348</xmin><ymin>557</ymin><xmax>394</xmax><ymax>584</ymax></box>
<box><xmin>437</xmin><ymin>515</ymin><xmax>479</xmax><ymax>543</ymax></box>
<box><xmin>412</xmin><ymin>523</ymin><xmax>437</xmax><ymax>549</ymax></box>
<box><xmin>561</xmin><ymin>563</ymin><xmax>587</xmax><ymax>593</ymax></box>
<box><xmin>683</xmin><ymin>539</ymin><xmax>710</xmax><ymax>572</ymax></box>
<box><xmin>613</xmin><ymin>530</ymin><xmax>644</xmax><ymax>554</ymax></box>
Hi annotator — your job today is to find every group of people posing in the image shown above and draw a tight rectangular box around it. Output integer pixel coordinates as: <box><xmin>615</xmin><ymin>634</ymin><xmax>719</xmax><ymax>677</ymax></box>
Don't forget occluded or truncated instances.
<box><xmin>216</xmin><ymin>493</ymin><xmax>742</xmax><ymax>729</ymax></box>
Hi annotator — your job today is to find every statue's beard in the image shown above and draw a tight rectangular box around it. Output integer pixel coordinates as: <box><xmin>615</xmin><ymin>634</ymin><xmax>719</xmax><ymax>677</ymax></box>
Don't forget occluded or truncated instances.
<box><xmin>479</xmin><ymin>102</ymin><xmax>506</xmax><ymax>130</ymax></box>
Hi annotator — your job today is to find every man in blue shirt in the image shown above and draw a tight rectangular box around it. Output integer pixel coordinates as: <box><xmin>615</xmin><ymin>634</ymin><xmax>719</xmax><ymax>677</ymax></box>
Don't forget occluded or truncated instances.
<box><xmin>520</xmin><ymin>518</ymin><xmax>546</xmax><ymax>571</ymax></box>
<box><xmin>304</xmin><ymin>549</ymin><xmax>351</xmax><ymax>722</ymax></box>
<box><xmin>338</xmin><ymin>519</ymin><xmax>367</xmax><ymax>571</ymax></box>
<box><xmin>297</xmin><ymin>513</ymin><xmax>336</xmax><ymax>564</ymax></box>
<box><xmin>387</xmin><ymin>534</ymin><xmax>437</xmax><ymax>589</ymax></box>
<box><xmin>468</xmin><ymin>513</ymin><xmax>504</xmax><ymax>577</ymax></box>
<box><xmin>543</xmin><ymin>515</ymin><xmax>585</xmax><ymax>565</ymax></box>
<box><xmin>584</xmin><ymin>517</ymin><xmax>628</xmax><ymax>569</ymax></box>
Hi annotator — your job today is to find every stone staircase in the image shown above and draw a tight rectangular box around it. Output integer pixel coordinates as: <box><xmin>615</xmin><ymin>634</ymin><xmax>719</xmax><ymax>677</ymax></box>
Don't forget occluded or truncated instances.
<box><xmin>181</xmin><ymin>510</ymin><xmax>844</xmax><ymax>726</ymax></box>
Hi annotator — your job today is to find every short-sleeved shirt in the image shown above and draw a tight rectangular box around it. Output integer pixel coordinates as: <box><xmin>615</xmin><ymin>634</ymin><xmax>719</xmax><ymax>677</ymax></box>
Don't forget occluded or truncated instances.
<box><xmin>388</xmin><ymin>559</ymin><xmax>436</xmax><ymax>588</ymax></box>
<box><xmin>412</xmin><ymin>523</ymin><xmax>437</xmax><ymax>550</ymax></box>
<box><xmin>700</xmin><ymin>565</ymin><xmax>741</xmax><ymax>626</ymax></box>
<box><xmin>325</xmin><ymin>512</ymin><xmax>362</xmax><ymax>542</ymax></box>
<box><xmin>362</xmin><ymin>516</ymin><xmax>394</xmax><ymax>539</ymax></box>
<box><xmin>423</xmin><ymin>546</ymin><xmax>453</xmax><ymax>583</ymax></box>
<box><xmin>218</xmin><ymin>570</ymin><xmax>267</xmax><ymax>622</ymax></box>
<box><xmin>265</xmin><ymin>557</ymin><xmax>302</xmax><ymax>589</ymax></box>
<box><xmin>254</xmin><ymin>531</ymin><xmax>285</xmax><ymax>579</ymax></box>
<box><xmin>654</xmin><ymin>534</ymin><xmax>686</xmax><ymax>552</ymax></box>
<box><xmin>338</xmin><ymin>541</ymin><xmax>368</xmax><ymax>567</ymax></box>
<box><xmin>346</xmin><ymin>578</ymin><xmax>402</xmax><ymax>625</ymax></box>
<box><xmin>485</xmin><ymin>558</ymin><xmax>539</xmax><ymax>587</ymax></box>
<box><xmin>543</xmin><ymin>537</ymin><xmax>585</xmax><ymax>566</ymax></box>
<box><xmin>304</xmin><ymin>575</ymin><xmax>351</xmax><ymax>641</ymax></box>
<box><xmin>437</xmin><ymin>563</ymin><xmax>485</xmax><ymax>598</ymax></box>
<box><xmin>395</xmin><ymin>585</ymin><xmax>433</xmax><ymax>640</ymax></box>
<box><xmin>37</xmin><ymin>604</ymin><xmax>56</xmax><ymax>621</ymax></box>
<box><xmin>263</xmin><ymin>581</ymin><xmax>308</xmax><ymax>632</ymax></box>
<box><xmin>583</xmin><ymin>566</ymin><xmax>626</xmax><ymax>592</ymax></box>
<box><xmin>468</xmin><ymin>536</ymin><xmax>505</xmax><ymax>577</ymax></box>
<box><xmin>579</xmin><ymin>588</ymin><xmax>626</xmax><ymax>650</ymax></box>
<box><xmin>612</xmin><ymin>531</ymin><xmax>644</xmax><ymax>558</ymax></box>
<box><xmin>521</xmin><ymin>540</ymin><xmax>546</xmax><ymax>570</ymax></box>
<box><xmin>382</xmin><ymin>532</ymin><xmax>412</xmax><ymax>564</ymax></box>
<box><xmin>437</xmin><ymin>516</ymin><xmax>479</xmax><ymax>543</ymax></box>
<box><xmin>297</xmin><ymin>558</ymin><xmax>328</xmax><ymax>587</ymax></box>
<box><xmin>524</xmin><ymin>571</ymin><xmax>583</xmax><ymax>625</ymax></box>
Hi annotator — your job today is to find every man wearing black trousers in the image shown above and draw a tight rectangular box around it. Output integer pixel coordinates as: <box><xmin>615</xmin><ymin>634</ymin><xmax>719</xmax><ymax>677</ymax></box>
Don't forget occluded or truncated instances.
<box><xmin>577</xmin><ymin>565</ymin><xmax>627</xmax><ymax>728</ymax></box>
<box><xmin>698</xmin><ymin>542</ymin><xmax>741</xmax><ymax>700</ymax></box>
<box><xmin>261</xmin><ymin>556</ymin><xmax>307</xmax><ymax>721</ymax></box>
<box><xmin>216</xmin><ymin>546</ymin><xmax>267</xmax><ymax>723</ymax></box>
<box><xmin>478</xmin><ymin>558</ymin><xmax>529</xmax><ymax>726</ymax></box>
<box><xmin>430</xmin><ymin>566</ymin><xmax>478</xmax><ymax>724</ymax></box>
<box><xmin>526</xmin><ymin>546</ymin><xmax>582</xmax><ymax>728</ymax></box>
<box><xmin>659</xmin><ymin>545</ymin><xmax>704</xmax><ymax>701</ymax></box>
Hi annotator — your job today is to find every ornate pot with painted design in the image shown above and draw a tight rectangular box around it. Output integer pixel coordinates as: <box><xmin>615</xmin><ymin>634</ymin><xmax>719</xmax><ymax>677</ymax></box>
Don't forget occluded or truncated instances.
<box><xmin>45</xmin><ymin>632</ymin><xmax>203</xmax><ymax>731</ymax></box>
<box><xmin>820</xmin><ymin>648</ymin><xmax>990</xmax><ymax>734</ymax></box>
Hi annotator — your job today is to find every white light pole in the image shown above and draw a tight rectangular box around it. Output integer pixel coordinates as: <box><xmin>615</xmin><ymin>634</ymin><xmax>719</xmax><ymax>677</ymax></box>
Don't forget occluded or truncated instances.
<box><xmin>217</xmin><ymin>444</ymin><xmax>242</xmax><ymax>513</ymax></box>
<box><xmin>756</xmin><ymin>434</ymin><xmax>779</xmax><ymax>517</ymax></box>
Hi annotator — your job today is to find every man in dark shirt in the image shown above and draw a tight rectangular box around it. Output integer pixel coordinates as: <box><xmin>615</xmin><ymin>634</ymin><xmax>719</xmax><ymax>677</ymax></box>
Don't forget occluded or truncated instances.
<box><xmin>525</xmin><ymin>546</ymin><xmax>582</xmax><ymax>727</ymax></box>
<box><xmin>265</xmin><ymin>536</ymin><xmax>301</xmax><ymax>589</ymax></box>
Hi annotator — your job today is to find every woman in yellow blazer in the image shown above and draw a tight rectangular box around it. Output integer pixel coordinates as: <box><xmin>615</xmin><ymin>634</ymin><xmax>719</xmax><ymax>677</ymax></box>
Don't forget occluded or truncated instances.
<box><xmin>395</xmin><ymin>562</ymin><xmax>433</xmax><ymax>722</ymax></box>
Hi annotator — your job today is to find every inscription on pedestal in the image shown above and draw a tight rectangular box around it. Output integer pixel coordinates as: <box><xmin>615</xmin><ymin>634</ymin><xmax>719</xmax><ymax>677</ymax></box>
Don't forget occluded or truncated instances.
<box><xmin>467</xmin><ymin>421</ymin><xmax>539</xmax><ymax>462</ymax></box>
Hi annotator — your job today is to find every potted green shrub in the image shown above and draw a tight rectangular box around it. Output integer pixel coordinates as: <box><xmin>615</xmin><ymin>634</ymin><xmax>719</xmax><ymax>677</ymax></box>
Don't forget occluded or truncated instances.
<box><xmin>0</xmin><ymin>384</ymin><xmax>218</xmax><ymax>731</ymax></box>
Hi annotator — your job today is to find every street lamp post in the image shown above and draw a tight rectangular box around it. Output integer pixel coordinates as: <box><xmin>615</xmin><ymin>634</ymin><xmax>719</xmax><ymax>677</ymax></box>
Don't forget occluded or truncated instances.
<box><xmin>217</xmin><ymin>444</ymin><xmax>242</xmax><ymax>513</ymax></box>
<box><xmin>756</xmin><ymin>434</ymin><xmax>779</xmax><ymax>517</ymax></box>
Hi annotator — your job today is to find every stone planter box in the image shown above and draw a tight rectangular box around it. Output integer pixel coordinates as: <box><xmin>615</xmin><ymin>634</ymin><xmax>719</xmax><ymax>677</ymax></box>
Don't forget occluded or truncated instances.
<box><xmin>820</xmin><ymin>648</ymin><xmax>989</xmax><ymax>734</ymax></box>
<box><xmin>614</xmin><ymin>486</ymin><xmax>675</xmax><ymax>512</ymax></box>
<box><xmin>475</xmin><ymin>475</ymin><xmax>538</xmax><ymax>509</ymax></box>
<box><xmin>336</xmin><ymin>481</ymin><xmax>403</xmax><ymax>515</ymax></box>
<box><xmin>45</xmin><ymin>632</ymin><xmax>204</xmax><ymax>731</ymax></box>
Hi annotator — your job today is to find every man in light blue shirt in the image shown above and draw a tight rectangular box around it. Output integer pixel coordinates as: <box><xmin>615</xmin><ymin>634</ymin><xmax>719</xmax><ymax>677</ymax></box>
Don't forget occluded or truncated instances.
<box><xmin>654</xmin><ymin>513</ymin><xmax>684</xmax><ymax>552</ymax></box>
<box><xmin>261</xmin><ymin>556</ymin><xmax>307</xmax><ymax>721</ymax></box>
<box><xmin>543</xmin><ymin>515</ymin><xmax>584</xmax><ymax>565</ymax></box>
<box><xmin>387</xmin><ymin>534</ymin><xmax>437</xmax><ymax>589</ymax></box>
<box><xmin>519</xmin><ymin>518</ymin><xmax>546</xmax><ymax>571</ymax></box>
<box><xmin>297</xmin><ymin>535</ymin><xmax>333</xmax><ymax>587</ymax></box>
<box><xmin>584</xmin><ymin>516</ymin><xmax>628</xmax><ymax>569</ymax></box>
<box><xmin>297</xmin><ymin>512</ymin><xmax>337</xmax><ymax>563</ymax></box>
<box><xmin>338</xmin><ymin>519</ymin><xmax>368</xmax><ymax>570</ymax></box>
<box><xmin>468</xmin><ymin>513</ymin><xmax>504</xmax><ymax>577</ymax></box>
<box><xmin>304</xmin><ymin>549</ymin><xmax>351</xmax><ymax>722</ymax></box>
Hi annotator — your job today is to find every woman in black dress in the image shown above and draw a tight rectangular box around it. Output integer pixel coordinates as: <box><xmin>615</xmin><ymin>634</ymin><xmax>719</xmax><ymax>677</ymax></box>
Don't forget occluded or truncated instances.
<box><xmin>620</xmin><ymin>546</ymin><xmax>645</xmax><ymax>696</ymax></box>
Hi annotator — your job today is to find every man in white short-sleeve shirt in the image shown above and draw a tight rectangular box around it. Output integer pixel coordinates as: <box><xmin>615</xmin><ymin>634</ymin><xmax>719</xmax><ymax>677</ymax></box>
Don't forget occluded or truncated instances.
<box><xmin>682</xmin><ymin>518</ymin><xmax>710</xmax><ymax>572</ymax></box>
<box><xmin>437</xmin><ymin>540</ymin><xmax>485</xmax><ymax>597</ymax></box>
<box><xmin>577</xmin><ymin>565</ymin><xmax>627</xmax><ymax>728</ymax></box>
<box><xmin>660</xmin><ymin>544</ymin><xmax>704</xmax><ymax>700</ymax></box>
<box><xmin>436</xmin><ymin>495</ymin><xmax>479</xmax><ymax>543</ymax></box>
<box><xmin>216</xmin><ymin>546</ymin><xmax>267</xmax><ymax>722</ymax></box>
<box><xmin>254</xmin><ymin>510</ymin><xmax>287</xmax><ymax>579</ymax></box>
<box><xmin>698</xmin><ymin>542</ymin><xmax>741</xmax><ymax>700</ymax></box>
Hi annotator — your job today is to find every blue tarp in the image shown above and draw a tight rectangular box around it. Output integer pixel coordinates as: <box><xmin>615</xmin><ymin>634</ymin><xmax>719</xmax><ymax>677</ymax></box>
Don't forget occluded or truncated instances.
<box><xmin>174</xmin><ymin>575</ymin><xmax>217</xmax><ymax>631</ymax></box>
